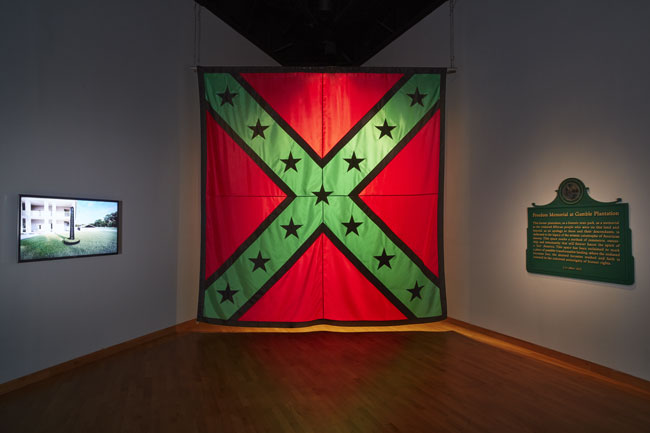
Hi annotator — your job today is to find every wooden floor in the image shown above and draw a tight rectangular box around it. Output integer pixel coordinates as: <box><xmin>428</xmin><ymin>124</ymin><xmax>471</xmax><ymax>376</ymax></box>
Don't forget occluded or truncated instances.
<box><xmin>1</xmin><ymin>326</ymin><xmax>649</xmax><ymax>432</ymax></box>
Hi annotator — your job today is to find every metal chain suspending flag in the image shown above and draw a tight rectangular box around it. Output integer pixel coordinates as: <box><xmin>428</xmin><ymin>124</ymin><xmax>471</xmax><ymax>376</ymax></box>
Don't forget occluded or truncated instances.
<box><xmin>197</xmin><ymin>67</ymin><xmax>446</xmax><ymax>326</ymax></box>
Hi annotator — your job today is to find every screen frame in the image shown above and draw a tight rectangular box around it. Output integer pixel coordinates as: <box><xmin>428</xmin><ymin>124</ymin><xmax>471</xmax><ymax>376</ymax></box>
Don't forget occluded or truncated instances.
<box><xmin>18</xmin><ymin>194</ymin><xmax>122</xmax><ymax>263</ymax></box>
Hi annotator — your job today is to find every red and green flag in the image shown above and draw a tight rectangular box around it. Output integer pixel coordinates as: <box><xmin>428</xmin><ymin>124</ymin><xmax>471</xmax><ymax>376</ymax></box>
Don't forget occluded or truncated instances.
<box><xmin>198</xmin><ymin>67</ymin><xmax>446</xmax><ymax>326</ymax></box>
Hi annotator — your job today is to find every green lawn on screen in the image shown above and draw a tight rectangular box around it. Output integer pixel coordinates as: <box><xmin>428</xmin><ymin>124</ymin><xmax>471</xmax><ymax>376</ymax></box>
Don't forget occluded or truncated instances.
<box><xmin>20</xmin><ymin>228</ymin><xmax>118</xmax><ymax>260</ymax></box>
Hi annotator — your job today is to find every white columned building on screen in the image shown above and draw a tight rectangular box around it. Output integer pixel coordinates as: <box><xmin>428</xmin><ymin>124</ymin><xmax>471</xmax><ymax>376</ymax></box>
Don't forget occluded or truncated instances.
<box><xmin>21</xmin><ymin>198</ymin><xmax>77</xmax><ymax>234</ymax></box>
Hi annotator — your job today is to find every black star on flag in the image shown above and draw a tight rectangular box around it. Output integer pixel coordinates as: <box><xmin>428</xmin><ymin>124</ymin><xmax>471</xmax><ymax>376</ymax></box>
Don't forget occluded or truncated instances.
<box><xmin>343</xmin><ymin>152</ymin><xmax>364</xmax><ymax>172</ymax></box>
<box><xmin>313</xmin><ymin>185</ymin><xmax>333</xmax><ymax>205</ymax></box>
<box><xmin>374</xmin><ymin>248</ymin><xmax>395</xmax><ymax>269</ymax></box>
<box><xmin>217</xmin><ymin>283</ymin><xmax>238</xmax><ymax>304</ymax></box>
<box><xmin>248</xmin><ymin>119</ymin><xmax>269</xmax><ymax>139</ymax></box>
<box><xmin>280</xmin><ymin>152</ymin><xmax>301</xmax><ymax>172</ymax></box>
<box><xmin>281</xmin><ymin>218</ymin><xmax>302</xmax><ymax>239</ymax></box>
<box><xmin>407</xmin><ymin>87</ymin><xmax>427</xmax><ymax>107</ymax></box>
<box><xmin>342</xmin><ymin>215</ymin><xmax>363</xmax><ymax>236</ymax></box>
<box><xmin>375</xmin><ymin>119</ymin><xmax>396</xmax><ymax>139</ymax></box>
<box><xmin>249</xmin><ymin>251</ymin><xmax>270</xmax><ymax>272</ymax></box>
<box><xmin>217</xmin><ymin>86</ymin><xmax>238</xmax><ymax>106</ymax></box>
<box><xmin>407</xmin><ymin>281</ymin><xmax>424</xmax><ymax>301</ymax></box>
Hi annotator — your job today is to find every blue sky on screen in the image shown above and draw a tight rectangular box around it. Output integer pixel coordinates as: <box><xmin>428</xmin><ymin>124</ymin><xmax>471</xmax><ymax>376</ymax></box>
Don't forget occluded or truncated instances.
<box><xmin>77</xmin><ymin>200</ymin><xmax>118</xmax><ymax>225</ymax></box>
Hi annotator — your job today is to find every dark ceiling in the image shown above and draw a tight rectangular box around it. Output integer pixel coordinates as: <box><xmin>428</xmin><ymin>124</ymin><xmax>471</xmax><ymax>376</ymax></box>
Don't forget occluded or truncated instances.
<box><xmin>196</xmin><ymin>0</ymin><xmax>447</xmax><ymax>66</ymax></box>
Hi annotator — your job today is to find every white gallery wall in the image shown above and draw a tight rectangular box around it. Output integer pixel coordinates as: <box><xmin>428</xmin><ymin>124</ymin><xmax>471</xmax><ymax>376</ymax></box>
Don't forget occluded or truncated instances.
<box><xmin>0</xmin><ymin>0</ymin><xmax>275</xmax><ymax>383</ymax></box>
<box><xmin>367</xmin><ymin>0</ymin><xmax>650</xmax><ymax>380</ymax></box>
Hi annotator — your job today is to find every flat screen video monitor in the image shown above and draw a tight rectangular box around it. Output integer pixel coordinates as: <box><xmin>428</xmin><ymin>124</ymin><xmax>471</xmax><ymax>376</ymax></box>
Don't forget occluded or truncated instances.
<box><xmin>18</xmin><ymin>195</ymin><xmax>120</xmax><ymax>262</ymax></box>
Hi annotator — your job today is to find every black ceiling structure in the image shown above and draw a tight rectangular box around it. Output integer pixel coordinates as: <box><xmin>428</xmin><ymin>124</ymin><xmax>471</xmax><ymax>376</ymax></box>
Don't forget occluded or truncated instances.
<box><xmin>195</xmin><ymin>0</ymin><xmax>447</xmax><ymax>66</ymax></box>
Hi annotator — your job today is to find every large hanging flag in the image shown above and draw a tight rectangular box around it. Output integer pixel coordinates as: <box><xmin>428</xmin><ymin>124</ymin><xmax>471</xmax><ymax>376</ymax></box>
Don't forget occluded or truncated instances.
<box><xmin>198</xmin><ymin>67</ymin><xmax>446</xmax><ymax>326</ymax></box>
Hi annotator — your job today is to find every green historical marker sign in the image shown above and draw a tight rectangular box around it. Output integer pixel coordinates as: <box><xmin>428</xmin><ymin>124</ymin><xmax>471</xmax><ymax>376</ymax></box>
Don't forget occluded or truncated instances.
<box><xmin>526</xmin><ymin>178</ymin><xmax>634</xmax><ymax>285</ymax></box>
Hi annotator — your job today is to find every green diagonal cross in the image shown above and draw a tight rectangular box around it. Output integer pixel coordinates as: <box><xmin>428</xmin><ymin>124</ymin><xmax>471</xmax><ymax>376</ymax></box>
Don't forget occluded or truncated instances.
<box><xmin>201</xmin><ymin>72</ymin><xmax>443</xmax><ymax>321</ymax></box>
